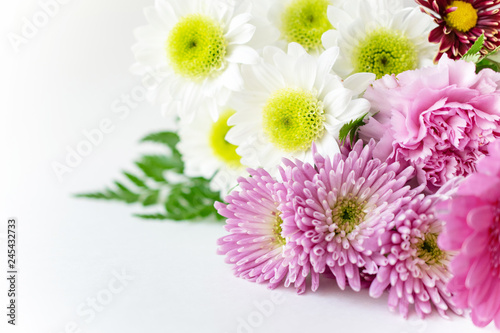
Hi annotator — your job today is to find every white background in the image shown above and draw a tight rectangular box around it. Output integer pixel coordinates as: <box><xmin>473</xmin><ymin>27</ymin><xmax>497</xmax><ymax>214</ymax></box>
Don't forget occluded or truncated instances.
<box><xmin>1</xmin><ymin>0</ymin><xmax>498</xmax><ymax>332</ymax></box>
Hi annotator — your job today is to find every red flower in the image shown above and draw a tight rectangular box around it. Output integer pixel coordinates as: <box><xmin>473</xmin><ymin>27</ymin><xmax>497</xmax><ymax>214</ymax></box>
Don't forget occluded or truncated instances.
<box><xmin>416</xmin><ymin>0</ymin><xmax>500</xmax><ymax>60</ymax></box>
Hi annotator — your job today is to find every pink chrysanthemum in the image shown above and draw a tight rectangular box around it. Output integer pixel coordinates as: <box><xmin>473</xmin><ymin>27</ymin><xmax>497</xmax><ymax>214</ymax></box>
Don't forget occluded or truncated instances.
<box><xmin>360</xmin><ymin>55</ymin><xmax>500</xmax><ymax>193</ymax></box>
<box><xmin>416</xmin><ymin>0</ymin><xmax>500</xmax><ymax>61</ymax></box>
<box><xmin>216</xmin><ymin>168</ymin><xmax>317</xmax><ymax>294</ymax></box>
<box><xmin>278</xmin><ymin>140</ymin><xmax>419</xmax><ymax>291</ymax></box>
<box><xmin>437</xmin><ymin>139</ymin><xmax>500</xmax><ymax>328</ymax></box>
<box><xmin>370</xmin><ymin>193</ymin><xmax>463</xmax><ymax>319</ymax></box>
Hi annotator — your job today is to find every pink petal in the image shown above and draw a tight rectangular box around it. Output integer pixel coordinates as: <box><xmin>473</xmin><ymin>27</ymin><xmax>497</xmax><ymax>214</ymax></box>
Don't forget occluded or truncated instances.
<box><xmin>462</xmin><ymin>230</ymin><xmax>488</xmax><ymax>256</ymax></box>
<box><xmin>467</xmin><ymin>205</ymin><xmax>495</xmax><ymax>231</ymax></box>
<box><xmin>466</xmin><ymin>256</ymin><xmax>491</xmax><ymax>289</ymax></box>
<box><xmin>459</xmin><ymin>174</ymin><xmax>500</xmax><ymax>204</ymax></box>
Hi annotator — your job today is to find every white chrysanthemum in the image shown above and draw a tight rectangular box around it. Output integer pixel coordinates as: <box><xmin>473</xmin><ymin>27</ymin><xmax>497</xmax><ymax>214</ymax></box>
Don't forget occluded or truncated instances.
<box><xmin>265</xmin><ymin>0</ymin><xmax>337</xmax><ymax>53</ymax></box>
<box><xmin>322</xmin><ymin>0</ymin><xmax>437</xmax><ymax>79</ymax></box>
<box><xmin>131</xmin><ymin>0</ymin><xmax>261</xmax><ymax>122</ymax></box>
<box><xmin>226</xmin><ymin>43</ymin><xmax>374</xmax><ymax>170</ymax></box>
<box><xmin>177</xmin><ymin>107</ymin><xmax>247</xmax><ymax>195</ymax></box>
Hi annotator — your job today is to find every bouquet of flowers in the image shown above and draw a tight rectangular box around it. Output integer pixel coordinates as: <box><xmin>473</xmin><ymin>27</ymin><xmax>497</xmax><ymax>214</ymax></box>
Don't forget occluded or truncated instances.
<box><xmin>79</xmin><ymin>0</ymin><xmax>500</xmax><ymax>328</ymax></box>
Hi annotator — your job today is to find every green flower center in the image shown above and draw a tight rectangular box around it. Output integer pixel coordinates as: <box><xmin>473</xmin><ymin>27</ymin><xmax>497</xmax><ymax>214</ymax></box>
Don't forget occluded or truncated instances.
<box><xmin>262</xmin><ymin>88</ymin><xmax>325</xmax><ymax>153</ymax></box>
<box><xmin>281</xmin><ymin>0</ymin><xmax>333</xmax><ymax>52</ymax></box>
<box><xmin>353</xmin><ymin>28</ymin><xmax>417</xmax><ymax>79</ymax></box>
<box><xmin>416</xmin><ymin>233</ymin><xmax>446</xmax><ymax>266</ymax></box>
<box><xmin>332</xmin><ymin>196</ymin><xmax>366</xmax><ymax>234</ymax></box>
<box><xmin>445</xmin><ymin>1</ymin><xmax>478</xmax><ymax>32</ymax></box>
<box><xmin>166</xmin><ymin>14</ymin><xmax>227</xmax><ymax>80</ymax></box>
<box><xmin>272</xmin><ymin>214</ymin><xmax>286</xmax><ymax>246</ymax></box>
<box><xmin>209</xmin><ymin>110</ymin><xmax>241</xmax><ymax>167</ymax></box>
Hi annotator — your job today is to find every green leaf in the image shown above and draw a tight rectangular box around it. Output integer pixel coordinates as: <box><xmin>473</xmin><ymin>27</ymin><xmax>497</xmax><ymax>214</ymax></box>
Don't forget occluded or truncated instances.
<box><xmin>75</xmin><ymin>191</ymin><xmax>113</xmax><ymax>200</ymax></box>
<box><xmin>144</xmin><ymin>154</ymin><xmax>183</xmax><ymax>172</ymax></box>
<box><xmin>141</xmin><ymin>131</ymin><xmax>184</xmax><ymax>172</ymax></box>
<box><xmin>135</xmin><ymin>154</ymin><xmax>182</xmax><ymax>182</ymax></box>
<box><xmin>162</xmin><ymin>178</ymin><xmax>221</xmax><ymax>221</ymax></box>
<box><xmin>77</xmin><ymin>130</ymin><xmax>223</xmax><ymax>222</ymax></box>
<box><xmin>103</xmin><ymin>188</ymin><xmax>121</xmax><ymax>200</ymax></box>
<box><xmin>142</xmin><ymin>190</ymin><xmax>160</xmax><ymax>206</ymax></box>
<box><xmin>113</xmin><ymin>181</ymin><xmax>140</xmax><ymax>203</ymax></box>
<box><xmin>141</xmin><ymin>132</ymin><xmax>180</xmax><ymax>150</ymax></box>
<box><xmin>476</xmin><ymin>58</ymin><xmax>500</xmax><ymax>73</ymax></box>
<box><xmin>462</xmin><ymin>34</ymin><xmax>485</xmax><ymax>62</ymax></box>
<box><xmin>123</xmin><ymin>171</ymin><xmax>147</xmax><ymax>188</ymax></box>
<box><xmin>76</xmin><ymin>185</ymin><xmax>138</xmax><ymax>204</ymax></box>
<box><xmin>460</xmin><ymin>35</ymin><xmax>500</xmax><ymax>73</ymax></box>
<box><xmin>339</xmin><ymin>113</ymin><xmax>369</xmax><ymax>145</ymax></box>
<box><xmin>133</xmin><ymin>213</ymin><xmax>168</xmax><ymax>220</ymax></box>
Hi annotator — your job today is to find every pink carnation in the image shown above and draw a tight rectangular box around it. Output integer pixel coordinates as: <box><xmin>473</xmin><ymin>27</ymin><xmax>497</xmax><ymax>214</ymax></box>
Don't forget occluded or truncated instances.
<box><xmin>437</xmin><ymin>139</ymin><xmax>500</xmax><ymax>328</ymax></box>
<box><xmin>360</xmin><ymin>56</ymin><xmax>500</xmax><ymax>193</ymax></box>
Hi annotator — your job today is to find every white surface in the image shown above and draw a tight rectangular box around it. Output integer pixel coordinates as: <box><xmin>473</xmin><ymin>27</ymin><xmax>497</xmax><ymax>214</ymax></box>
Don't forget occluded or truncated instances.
<box><xmin>0</xmin><ymin>0</ymin><xmax>497</xmax><ymax>332</ymax></box>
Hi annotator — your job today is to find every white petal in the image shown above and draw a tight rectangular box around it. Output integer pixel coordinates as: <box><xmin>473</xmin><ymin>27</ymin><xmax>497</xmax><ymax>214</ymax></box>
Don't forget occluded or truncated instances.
<box><xmin>215</xmin><ymin>85</ymin><xmax>231</xmax><ymax>106</ymax></box>
<box><xmin>180</xmin><ymin>83</ymin><xmax>203</xmax><ymax>116</ymax></box>
<box><xmin>155</xmin><ymin>0</ymin><xmax>178</xmax><ymax>30</ymax></box>
<box><xmin>404</xmin><ymin>7</ymin><xmax>433</xmax><ymax>39</ymax></box>
<box><xmin>317</xmin><ymin>46</ymin><xmax>339</xmax><ymax>78</ymax></box>
<box><xmin>227</xmin><ymin>23</ymin><xmax>256</xmax><ymax>45</ymax></box>
<box><xmin>263</xmin><ymin>45</ymin><xmax>283</xmax><ymax>63</ymax></box>
<box><xmin>316</xmin><ymin>133</ymin><xmax>341</xmax><ymax>157</ymax></box>
<box><xmin>219</xmin><ymin>62</ymin><xmax>244</xmax><ymax>90</ymax></box>
<box><xmin>343</xmin><ymin>73</ymin><xmax>376</xmax><ymax>96</ymax></box>
<box><xmin>227</xmin><ymin>104</ymin><xmax>262</xmax><ymax>127</ymax></box>
<box><xmin>207</xmin><ymin>98</ymin><xmax>220</xmax><ymax>121</ymax></box>
<box><xmin>166</xmin><ymin>0</ymin><xmax>193</xmax><ymax>16</ymax></box>
<box><xmin>323</xmin><ymin>88</ymin><xmax>351</xmax><ymax>117</ymax></box>
<box><xmin>325</xmin><ymin>114</ymin><xmax>343</xmax><ymax>133</ymax></box>
<box><xmin>233</xmin><ymin>0</ymin><xmax>252</xmax><ymax>16</ymax></box>
<box><xmin>132</xmin><ymin>46</ymin><xmax>166</xmax><ymax>66</ymax></box>
<box><xmin>248</xmin><ymin>17</ymin><xmax>280</xmax><ymax>49</ymax></box>
<box><xmin>295</xmin><ymin>54</ymin><xmax>317</xmax><ymax>91</ymax></box>
<box><xmin>327</xmin><ymin>5</ymin><xmax>351</xmax><ymax>28</ymax></box>
<box><xmin>226</xmin><ymin>45</ymin><xmax>259</xmax><ymax>64</ymax></box>
<box><xmin>256</xmin><ymin>142</ymin><xmax>281</xmax><ymax>169</ymax></box>
<box><xmin>211</xmin><ymin>0</ymin><xmax>231</xmax><ymax>23</ymax></box>
<box><xmin>144</xmin><ymin>6</ymin><xmax>168</xmax><ymax>31</ymax></box>
<box><xmin>322</xmin><ymin>29</ymin><xmax>338</xmax><ymax>49</ymax></box>
<box><xmin>273</xmin><ymin>50</ymin><xmax>296</xmax><ymax>78</ymax></box>
<box><xmin>251</xmin><ymin>62</ymin><xmax>285</xmax><ymax>93</ymax></box>
<box><xmin>287</xmin><ymin>42</ymin><xmax>307</xmax><ymax>58</ymax></box>
<box><xmin>332</xmin><ymin>56</ymin><xmax>355</xmax><ymax>78</ymax></box>
<box><xmin>226</xmin><ymin>13</ymin><xmax>252</xmax><ymax>36</ymax></box>
<box><xmin>336</xmin><ymin>98</ymin><xmax>371</xmax><ymax>122</ymax></box>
